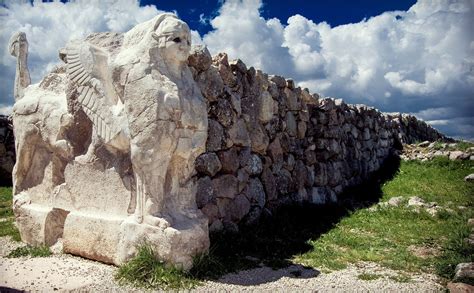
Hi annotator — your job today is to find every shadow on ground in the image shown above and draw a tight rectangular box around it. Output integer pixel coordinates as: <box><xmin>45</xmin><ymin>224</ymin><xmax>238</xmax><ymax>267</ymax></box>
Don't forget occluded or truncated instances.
<box><xmin>192</xmin><ymin>154</ymin><xmax>401</xmax><ymax>285</ymax></box>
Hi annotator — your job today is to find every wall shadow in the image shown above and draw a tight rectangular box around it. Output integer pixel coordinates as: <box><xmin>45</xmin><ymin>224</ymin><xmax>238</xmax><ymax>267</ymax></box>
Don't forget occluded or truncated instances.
<box><xmin>197</xmin><ymin>154</ymin><xmax>401</xmax><ymax>285</ymax></box>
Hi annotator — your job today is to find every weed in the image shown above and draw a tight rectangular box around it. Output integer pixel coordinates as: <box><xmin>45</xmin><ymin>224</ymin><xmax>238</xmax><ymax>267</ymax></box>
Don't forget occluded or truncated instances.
<box><xmin>7</xmin><ymin>245</ymin><xmax>51</xmax><ymax>258</ymax></box>
<box><xmin>115</xmin><ymin>243</ymin><xmax>199</xmax><ymax>289</ymax></box>
<box><xmin>389</xmin><ymin>273</ymin><xmax>412</xmax><ymax>283</ymax></box>
<box><xmin>0</xmin><ymin>187</ymin><xmax>20</xmax><ymax>241</ymax></box>
<box><xmin>0</xmin><ymin>218</ymin><xmax>21</xmax><ymax>241</ymax></box>
<box><xmin>358</xmin><ymin>273</ymin><xmax>382</xmax><ymax>281</ymax></box>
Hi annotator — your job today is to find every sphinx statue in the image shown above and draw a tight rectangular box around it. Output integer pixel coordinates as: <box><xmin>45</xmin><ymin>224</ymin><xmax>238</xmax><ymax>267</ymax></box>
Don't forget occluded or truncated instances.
<box><xmin>9</xmin><ymin>13</ymin><xmax>209</xmax><ymax>269</ymax></box>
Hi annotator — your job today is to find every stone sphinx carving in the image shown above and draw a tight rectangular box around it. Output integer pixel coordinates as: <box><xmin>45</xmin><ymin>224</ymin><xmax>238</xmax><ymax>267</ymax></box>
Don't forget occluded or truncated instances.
<box><xmin>10</xmin><ymin>13</ymin><xmax>209</xmax><ymax>269</ymax></box>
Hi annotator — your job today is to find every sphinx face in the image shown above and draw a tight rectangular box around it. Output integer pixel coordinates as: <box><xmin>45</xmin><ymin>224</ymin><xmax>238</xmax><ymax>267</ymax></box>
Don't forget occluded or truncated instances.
<box><xmin>156</xmin><ymin>18</ymin><xmax>191</xmax><ymax>63</ymax></box>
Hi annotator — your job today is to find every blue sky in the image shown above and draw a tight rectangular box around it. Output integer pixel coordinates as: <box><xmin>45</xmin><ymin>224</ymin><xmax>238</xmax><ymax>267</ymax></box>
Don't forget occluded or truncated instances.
<box><xmin>0</xmin><ymin>0</ymin><xmax>473</xmax><ymax>140</ymax></box>
<box><xmin>140</xmin><ymin>0</ymin><xmax>418</xmax><ymax>36</ymax></box>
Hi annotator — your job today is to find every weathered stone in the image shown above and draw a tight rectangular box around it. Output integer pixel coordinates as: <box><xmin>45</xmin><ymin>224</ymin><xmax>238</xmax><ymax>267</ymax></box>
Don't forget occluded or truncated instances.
<box><xmin>229</xmin><ymin>59</ymin><xmax>247</xmax><ymax>73</ymax></box>
<box><xmin>258</xmin><ymin>91</ymin><xmax>275</xmax><ymax>123</ymax></box>
<box><xmin>188</xmin><ymin>44</ymin><xmax>211</xmax><ymax>72</ymax></box>
<box><xmin>241</xmin><ymin>152</ymin><xmax>263</xmax><ymax>175</ymax></box>
<box><xmin>447</xmin><ymin>282</ymin><xmax>474</xmax><ymax>293</ymax></box>
<box><xmin>197</xmin><ymin>66</ymin><xmax>224</xmax><ymax>102</ymax></box>
<box><xmin>388</xmin><ymin>196</ymin><xmax>404</xmax><ymax>207</ymax></box>
<box><xmin>285</xmin><ymin>111</ymin><xmax>297</xmax><ymax>137</ymax></box>
<box><xmin>310</xmin><ymin>187</ymin><xmax>327</xmax><ymax>204</ymax></box>
<box><xmin>304</xmin><ymin>149</ymin><xmax>317</xmax><ymax>165</ymax></box>
<box><xmin>294</xmin><ymin>160</ymin><xmax>308</xmax><ymax>189</ymax></box>
<box><xmin>243</xmin><ymin>178</ymin><xmax>266</xmax><ymax>208</ymax></box>
<box><xmin>270</xmin><ymin>75</ymin><xmax>286</xmax><ymax>88</ymax></box>
<box><xmin>228</xmin><ymin>118</ymin><xmax>250</xmax><ymax>147</ymax></box>
<box><xmin>210</xmin><ymin>98</ymin><xmax>235</xmax><ymax>127</ymax></box>
<box><xmin>285</xmin><ymin>153</ymin><xmax>296</xmax><ymax>171</ymax></box>
<box><xmin>297</xmin><ymin>121</ymin><xmax>307</xmax><ymax>139</ymax></box>
<box><xmin>228</xmin><ymin>194</ymin><xmax>251</xmax><ymax>222</ymax></box>
<box><xmin>261</xmin><ymin>168</ymin><xmax>277</xmax><ymax>201</ymax></box>
<box><xmin>243</xmin><ymin>206</ymin><xmax>262</xmax><ymax>226</ymax></box>
<box><xmin>195</xmin><ymin>153</ymin><xmax>221</xmax><ymax>177</ymax></box>
<box><xmin>248</xmin><ymin>122</ymin><xmax>269</xmax><ymax>155</ymax></box>
<box><xmin>201</xmin><ymin>203</ymin><xmax>219</xmax><ymax>224</ymax></box>
<box><xmin>222</xmin><ymin>220</ymin><xmax>239</xmax><ymax>233</ymax></box>
<box><xmin>454</xmin><ymin>263</ymin><xmax>474</xmax><ymax>282</ymax></box>
<box><xmin>11</xmin><ymin>14</ymin><xmax>210</xmax><ymax>270</ymax></box>
<box><xmin>275</xmin><ymin>168</ymin><xmax>294</xmax><ymax>196</ymax></box>
<box><xmin>217</xmin><ymin>148</ymin><xmax>240</xmax><ymax>174</ymax></box>
<box><xmin>464</xmin><ymin>174</ymin><xmax>474</xmax><ymax>182</ymax></box>
<box><xmin>196</xmin><ymin>176</ymin><xmax>214</xmax><ymax>208</ymax></box>
<box><xmin>450</xmin><ymin>151</ymin><xmax>468</xmax><ymax>160</ymax></box>
<box><xmin>212</xmin><ymin>174</ymin><xmax>238</xmax><ymax>199</ymax></box>
<box><xmin>237</xmin><ymin>168</ymin><xmax>249</xmax><ymax>193</ymax></box>
<box><xmin>283</xmin><ymin>88</ymin><xmax>301</xmax><ymax>111</ymax></box>
<box><xmin>407</xmin><ymin>196</ymin><xmax>426</xmax><ymax>207</ymax></box>
<box><xmin>207</xmin><ymin>119</ymin><xmax>225</xmax><ymax>152</ymax></box>
<box><xmin>213</xmin><ymin>53</ymin><xmax>237</xmax><ymax>87</ymax></box>
<box><xmin>216</xmin><ymin>197</ymin><xmax>231</xmax><ymax>218</ymax></box>
<box><xmin>314</xmin><ymin>163</ymin><xmax>328</xmax><ymax>186</ymax></box>
<box><xmin>267</xmin><ymin>137</ymin><xmax>284</xmax><ymax>163</ymax></box>
<box><xmin>209</xmin><ymin>219</ymin><xmax>223</xmax><ymax>233</ymax></box>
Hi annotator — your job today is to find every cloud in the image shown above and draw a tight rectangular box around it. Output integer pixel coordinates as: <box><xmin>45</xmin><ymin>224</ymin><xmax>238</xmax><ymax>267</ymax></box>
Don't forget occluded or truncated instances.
<box><xmin>200</xmin><ymin>0</ymin><xmax>474</xmax><ymax>140</ymax></box>
<box><xmin>0</xmin><ymin>0</ymin><xmax>163</xmax><ymax>113</ymax></box>
<box><xmin>0</xmin><ymin>0</ymin><xmax>472</xmax><ymax>141</ymax></box>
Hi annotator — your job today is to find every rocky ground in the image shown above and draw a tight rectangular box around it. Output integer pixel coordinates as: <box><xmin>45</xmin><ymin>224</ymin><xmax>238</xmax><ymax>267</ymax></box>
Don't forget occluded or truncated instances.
<box><xmin>401</xmin><ymin>141</ymin><xmax>473</xmax><ymax>161</ymax></box>
<box><xmin>0</xmin><ymin>235</ymin><xmax>445</xmax><ymax>292</ymax></box>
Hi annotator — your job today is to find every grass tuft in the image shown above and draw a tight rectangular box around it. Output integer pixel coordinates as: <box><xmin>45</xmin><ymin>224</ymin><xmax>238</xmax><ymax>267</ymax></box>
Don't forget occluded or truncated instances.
<box><xmin>0</xmin><ymin>187</ymin><xmax>21</xmax><ymax>241</ymax></box>
<box><xmin>358</xmin><ymin>273</ymin><xmax>382</xmax><ymax>281</ymax></box>
<box><xmin>115</xmin><ymin>243</ymin><xmax>199</xmax><ymax>290</ymax></box>
<box><xmin>389</xmin><ymin>273</ymin><xmax>412</xmax><ymax>283</ymax></box>
<box><xmin>7</xmin><ymin>245</ymin><xmax>51</xmax><ymax>258</ymax></box>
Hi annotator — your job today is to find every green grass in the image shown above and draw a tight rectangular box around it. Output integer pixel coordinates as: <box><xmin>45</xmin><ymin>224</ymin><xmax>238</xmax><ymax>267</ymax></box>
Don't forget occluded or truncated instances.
<box><xmin>0</xmin><ymin>187</ymin><xmax>20</xmax><ymax>241</ymax></box>
<box><xmin>7</xmin><ymin>245</ymin><xmax>51</xmax><ymax>258</ymax></box>
<box><xmin>389</xmin><ymin>273</ymin><xmax>412</xmax><ymax>283</ymax></box>
<box><xmin>432</xmin><ymin>141</ymin><xmax>474</xmax><ymax>151</ymax></box>
<box><xmin>455</xmin><ymin>141</ymin><xmax>474</xmax><ymax>151</ymax></box>
<box><xmin>115</xmin><ymin>243</ymin><xmax>200</xmax><ymax>290</ymax></box>
<box><xmin>358</xmin><ymin>273</ymin><xmax>382</xmax><ymax>281</ymax></box>
<box><xmin>295</xmin><ymin>157</ymin><xmax>474</xmax><ymax>283</ymax></box>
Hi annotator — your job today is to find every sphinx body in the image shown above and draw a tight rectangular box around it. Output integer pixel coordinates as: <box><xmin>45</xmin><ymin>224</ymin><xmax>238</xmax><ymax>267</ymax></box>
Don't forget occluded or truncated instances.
<box><xmin>10</xmin><ymin>14</ymin><xmax>209</xmax><ymax>269</ymax></box>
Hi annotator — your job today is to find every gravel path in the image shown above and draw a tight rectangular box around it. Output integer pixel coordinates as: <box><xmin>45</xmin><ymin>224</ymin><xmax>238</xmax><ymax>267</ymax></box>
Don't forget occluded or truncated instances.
<box><xmin>0</xmin><ymin>236</ymin><xmax>445</xmax><ymax>292</ymax></box>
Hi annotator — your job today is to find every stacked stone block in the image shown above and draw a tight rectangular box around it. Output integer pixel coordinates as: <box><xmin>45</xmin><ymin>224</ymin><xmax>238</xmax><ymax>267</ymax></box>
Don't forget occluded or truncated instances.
<box><xmin>188</xmin><ymin>47</ymin><xmax>411</xmax><ymax>231</ymax></box>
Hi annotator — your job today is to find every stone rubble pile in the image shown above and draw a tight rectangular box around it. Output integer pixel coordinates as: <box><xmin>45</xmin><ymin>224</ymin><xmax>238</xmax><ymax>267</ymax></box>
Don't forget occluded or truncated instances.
<box><xmin>188</xmin><ymin>47</ymin><xmax>449</xmax><ymax>231</ymax></box>
<box><xmin>401</xmin><ymin>141</ymin><xmax>473</xmax><ymax>161</ymax></box>
<box><xmin>0</xmin><ymin>115</ymin><xmax>15</xmax><ymax>185</ymax></box>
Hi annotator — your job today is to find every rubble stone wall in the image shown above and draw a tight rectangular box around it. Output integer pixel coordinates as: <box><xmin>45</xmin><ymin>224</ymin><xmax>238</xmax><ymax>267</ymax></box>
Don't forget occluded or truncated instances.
<box><xmin>188</xmin><ymin>47</ymin><xmax>450</xmax><ymax>232</ymax></box>
<box><xmin>0</xmin><ymin>115</ymin><xmax>15</xmax><ymax>186</ymax></box>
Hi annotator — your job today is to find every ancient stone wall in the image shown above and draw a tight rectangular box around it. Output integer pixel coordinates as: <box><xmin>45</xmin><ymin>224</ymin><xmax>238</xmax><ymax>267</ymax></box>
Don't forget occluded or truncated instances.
<box><xmin>386</xmin><ymin>113</ymin><xmax>452</xmax><ymax>144</ymax></box>
<box><xmin>0</xmin><ymin>115</ymin><xmax>15</xmax><ymax>186</ymax></box>
<box><xmin>188</xmin><ymin>47</ymin><xmax>449</xmax><ymax>232</ymax></box>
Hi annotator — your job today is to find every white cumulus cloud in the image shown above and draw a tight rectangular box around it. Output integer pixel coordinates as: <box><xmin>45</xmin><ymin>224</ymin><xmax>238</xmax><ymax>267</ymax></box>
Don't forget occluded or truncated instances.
<box><xmin>0</xmin><ymin>0</ymin><xmax>163</xmax><ymax>112</ymax></box>
<box><xmin>200</xmin><ymin>0</ymin><xmax>474</xmax><ymax>140</ymax></box>
<box><xmin>0</xmin><ymin>0</ymin><xmax>473</xmax><ymax>140</ymax></box>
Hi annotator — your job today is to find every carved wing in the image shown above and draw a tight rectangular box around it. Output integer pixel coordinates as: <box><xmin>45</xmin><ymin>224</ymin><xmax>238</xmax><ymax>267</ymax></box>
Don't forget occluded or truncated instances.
<box><xmin>66</xmin><ymin>41</ymin><xmax>122</xmax><ymax>143</ymax></box>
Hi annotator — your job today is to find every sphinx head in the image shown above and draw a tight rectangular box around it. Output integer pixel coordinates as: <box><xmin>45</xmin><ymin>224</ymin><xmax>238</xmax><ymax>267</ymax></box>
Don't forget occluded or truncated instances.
<box><xmin>152</xmin><ymin>16</ymin><xmax>191</xmax><ymax>63</ymax></box>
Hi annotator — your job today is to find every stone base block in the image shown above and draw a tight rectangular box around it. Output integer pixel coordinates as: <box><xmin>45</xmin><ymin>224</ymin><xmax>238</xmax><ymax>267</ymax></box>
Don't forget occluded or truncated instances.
<box><xmin>117</xmin><ymin>216</ymin><xmax>209</xmax><ymax>270</ymax></box>
<box><xmin>63</xmin><ymin>212</ymin><xmax>123</xmax><ymax>264</ymax></box>
<box><xmin>15</xmin><ymin>204</ymin><xmax>69</xmax><ymax>246</ymax></box>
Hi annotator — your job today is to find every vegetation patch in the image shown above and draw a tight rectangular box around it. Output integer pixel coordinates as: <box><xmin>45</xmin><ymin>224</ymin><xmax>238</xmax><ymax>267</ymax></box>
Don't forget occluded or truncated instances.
<box><xmin>7</xmin><ymin>245</ymin><xmax>51</xmax><ymax>258</ymax></box>
<box><xmin>295</xmin><ymin>157</ymin><xmax>473</xmax><ymax>282</ymax></box>
<box><xmin>0</xmin><ymin>187</ymin><xmax>20</xmax><ymax>241</ymax></box>
<box><xmin>357</xmin><ymin>273</ymin><xmax>382</xmax><ymax>281</ymax></box>
<box><xmin>389</xmin><ymin>273</ymin><xmax>412</xmax><ymax>283</ymax></box>
<box><xmin>115</xmin><ymin>243</ymin><xmax>200</xmax><ymax>290</ymax></box>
